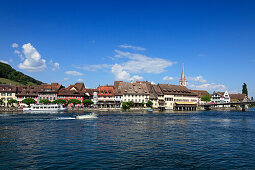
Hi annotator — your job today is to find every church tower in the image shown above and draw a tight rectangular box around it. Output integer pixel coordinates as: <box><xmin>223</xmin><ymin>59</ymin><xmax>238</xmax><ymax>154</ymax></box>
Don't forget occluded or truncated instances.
<box><xmin>179</xmin><ymin>57</ymin><xmax>187</xmax><ymax>87</ymax></box>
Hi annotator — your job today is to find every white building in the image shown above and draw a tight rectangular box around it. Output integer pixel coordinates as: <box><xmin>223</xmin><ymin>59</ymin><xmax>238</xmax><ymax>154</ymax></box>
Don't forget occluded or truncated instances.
<box><xmin>211</xmin><ymin>91</ymin><xmax>230</xmax><ymax>107</ymax></box>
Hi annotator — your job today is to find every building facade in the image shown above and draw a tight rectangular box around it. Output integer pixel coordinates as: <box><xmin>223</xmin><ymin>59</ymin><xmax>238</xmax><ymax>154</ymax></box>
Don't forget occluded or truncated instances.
<box><xmin>0</xmin><ymin>84</ymin><xmax>17</xmax><ymax>107</ymax></box>
<box><xmin>38</xmin><ymin>83</ymin><xmax>63</xmax><ymax>102</ymax></box>
<box><xmin>16</xmin><ymin>85</ymin><xmax>39</xmax><ymax>106</ymax></box>
<box><xmin>211</xmin><ymin>91</ymin><xmax>230</xmax><ymax>107</ymax></box>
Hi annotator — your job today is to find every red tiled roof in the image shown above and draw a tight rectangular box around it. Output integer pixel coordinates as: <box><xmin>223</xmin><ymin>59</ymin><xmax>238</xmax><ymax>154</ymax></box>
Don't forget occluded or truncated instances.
<box><xmin>98</xmin><ymin>85</ymin><xmax>114</xmax><ymax>97</ymax></box>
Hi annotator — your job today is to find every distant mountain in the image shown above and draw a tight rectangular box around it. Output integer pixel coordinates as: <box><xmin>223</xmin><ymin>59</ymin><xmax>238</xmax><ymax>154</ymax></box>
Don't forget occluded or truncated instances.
<box><xmin>0</xmin><ymin>62</ymin><xmax>43</xmax><ymax>85</ymax></box>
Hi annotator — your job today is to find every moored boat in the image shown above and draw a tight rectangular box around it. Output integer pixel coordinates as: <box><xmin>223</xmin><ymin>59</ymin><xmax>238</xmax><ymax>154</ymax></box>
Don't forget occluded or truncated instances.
<box><xmin>23</xmin><ymin>104</ymin><xmax>67</xmax><ymax>113</ymax></box>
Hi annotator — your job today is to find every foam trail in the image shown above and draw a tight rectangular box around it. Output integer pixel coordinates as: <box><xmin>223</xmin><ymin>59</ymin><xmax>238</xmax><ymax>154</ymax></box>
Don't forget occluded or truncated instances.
<box><xmin>54</xmin><ymin>117</ymin><xmax>76</xmax><ymax>120</ymax></box>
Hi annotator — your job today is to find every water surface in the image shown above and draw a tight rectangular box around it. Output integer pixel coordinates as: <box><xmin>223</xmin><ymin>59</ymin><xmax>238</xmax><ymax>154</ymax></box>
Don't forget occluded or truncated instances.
<box><xmin>1</xmin><ymin>110</ymin><xmax>255</xmax><ymax>169</ymax></box>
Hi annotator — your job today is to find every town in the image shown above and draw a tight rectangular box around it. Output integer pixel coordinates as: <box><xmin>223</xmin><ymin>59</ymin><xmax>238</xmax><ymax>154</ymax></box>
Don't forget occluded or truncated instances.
<box><xmin>0</xmin><ymin>62</ymin><xmax>250</xmax><ymax>111</ymax></box>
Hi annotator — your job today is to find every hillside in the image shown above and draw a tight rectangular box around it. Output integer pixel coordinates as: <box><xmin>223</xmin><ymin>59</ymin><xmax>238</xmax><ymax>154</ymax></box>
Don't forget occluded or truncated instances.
<box><xmin>0</xmin><ymin>62</ymin><xmax>43</xmax><ymax>85</ymax></box>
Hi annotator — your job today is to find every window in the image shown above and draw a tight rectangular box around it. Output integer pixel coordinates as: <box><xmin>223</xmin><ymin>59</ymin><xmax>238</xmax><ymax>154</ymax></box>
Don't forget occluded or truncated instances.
<box><xmin>1</xmin><ymin>93</ymin><xmax>5</xmax><ymax>96</ymax></box>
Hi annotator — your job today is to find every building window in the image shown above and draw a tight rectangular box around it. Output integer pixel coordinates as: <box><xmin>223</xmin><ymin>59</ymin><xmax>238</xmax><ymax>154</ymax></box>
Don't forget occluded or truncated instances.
<box><xmin>1</xmin><ymin>93</ymin><xmax>6</xmax><ymax>96</ymax></box>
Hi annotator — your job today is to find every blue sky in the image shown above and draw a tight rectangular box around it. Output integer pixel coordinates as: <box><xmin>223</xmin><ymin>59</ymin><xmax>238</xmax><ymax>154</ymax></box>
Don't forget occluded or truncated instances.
<box><xmin>0</xmin><ymin>0</ymin><xmax>254</xmax><ymax>97</ymax></box>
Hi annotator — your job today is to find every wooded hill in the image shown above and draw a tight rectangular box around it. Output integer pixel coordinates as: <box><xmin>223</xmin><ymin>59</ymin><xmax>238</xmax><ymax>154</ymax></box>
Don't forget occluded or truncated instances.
<box><xmin>0</xmin><ymin>62</ymin><xmax>43</xmax><ymax>85</ymax></box>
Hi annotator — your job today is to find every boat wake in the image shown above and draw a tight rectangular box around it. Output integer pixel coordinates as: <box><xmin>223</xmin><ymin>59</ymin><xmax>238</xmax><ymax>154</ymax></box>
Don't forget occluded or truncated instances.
<box><xmin>76</xmin><ymin>113</ymin><xmax>98</xmax><ymax>119</ymax></box>
<box><xmin>54</xmin><ymin>117</ymin><xmax>76</xmax><ymax>120</ymax></box>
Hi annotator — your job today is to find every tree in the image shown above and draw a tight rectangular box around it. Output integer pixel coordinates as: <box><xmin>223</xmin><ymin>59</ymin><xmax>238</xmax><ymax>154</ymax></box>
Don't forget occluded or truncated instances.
<box><xmin>201</xmin><ymin>93</ymin><xmax>211</xmax><ymax>102</ymax></box>
<box><xmin>53</xmin><ymin>99</ymin><xmax>67</xmax><ymax>105</ymax></box>
<box><xmin>22</xmin><ymin>98</ymin><xmax>36</xmax><ymax>106</ymax></box>
<box><xmin>39</xmin><ymin>99</ymin><xmax>51</xmax><ymax>104</ymax></box>
<box><xmin>121</xmin><ymin>101</ymin><xmax>134</xmax><ymax>110</ymax></box>
<box><xmin>146</xmin><ymin>100</ymin><xmax>153</xmax><ymax>108</ymax></box>
<box><xmin>82</xmin><ymin>99</ymin><xmax>94</xmax><ymax>107</ymax></box>
<box><xmin>68</xmin><ymin>99</ymin><xmax>81</xmax><ymax>107</ymax></box>
<box><xmin>7</xmin><ymin>99</ymin><xmax>17</xmax><ymax>107</ymax></box>
<box><xmin>242</xmin><ymin>83</ymin><xmax>248</xmax><ymax>96</ymax></box>
<box><xmin>251</xmin><ymin>97</ymin><xmax>254</xmax><ymax>101</ymax></box>
<box><xmin>0</xmin><ymin>99</ymin><xmax>3</xmax><ymax>106</ymax></box>
<box><xmin>122</xmin><ymin>102</ymin><xmax>131</xmax><ymax>110</ymax></box>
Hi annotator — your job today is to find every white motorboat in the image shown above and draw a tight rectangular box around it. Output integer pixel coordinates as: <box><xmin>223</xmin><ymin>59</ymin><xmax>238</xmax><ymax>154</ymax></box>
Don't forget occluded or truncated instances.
<box><xmin>76</xmin><ymin>113</ymin><xmax>98</xmax><ymax>119</ymax></box>
<box><xmin>23</xmin><ymin>104</ymin><xmax>67</xmax><ymax>113</ymax></box>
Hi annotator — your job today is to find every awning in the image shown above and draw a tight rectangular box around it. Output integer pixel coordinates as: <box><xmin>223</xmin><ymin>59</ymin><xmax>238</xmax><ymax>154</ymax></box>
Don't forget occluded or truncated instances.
<box><xmin>175</xmin><ymin>102</ymin><xmax>197</xmax><ymax>105</ymax></box>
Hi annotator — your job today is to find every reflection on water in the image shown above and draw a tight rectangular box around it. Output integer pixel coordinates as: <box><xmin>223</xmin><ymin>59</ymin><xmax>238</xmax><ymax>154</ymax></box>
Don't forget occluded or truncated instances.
<box><xmin>1</xmin><ymin>110</ymin><xmax>255</xmax><ymax>169</ymax></box>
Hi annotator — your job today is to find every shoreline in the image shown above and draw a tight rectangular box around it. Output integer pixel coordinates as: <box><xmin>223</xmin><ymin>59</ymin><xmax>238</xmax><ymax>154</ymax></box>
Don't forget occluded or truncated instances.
<box><xmin>0</xmin><ymin>106</ymin><xmax>250</xmax><ymax>113</ymax></box>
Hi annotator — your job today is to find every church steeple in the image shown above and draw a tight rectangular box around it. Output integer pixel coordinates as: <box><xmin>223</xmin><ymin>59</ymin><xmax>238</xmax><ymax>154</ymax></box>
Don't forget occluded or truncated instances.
<box><xmin>179</xmin><ymin>57</ymin><xmax>187</xmax><ymax>87</ymax></box>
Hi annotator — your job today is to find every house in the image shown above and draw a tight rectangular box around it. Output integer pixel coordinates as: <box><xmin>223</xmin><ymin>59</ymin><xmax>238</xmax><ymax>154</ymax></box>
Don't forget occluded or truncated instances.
<box><xmin>97</xmin><ymin>85</ymin><xmax>115</xmax><ymax>108</ymax></box>
<box><xmin>229</xmin><ymin>94</ymin><xmax>249</xmax><ymax>102</ymax></box>
<box><xmin>114</xmin><ymin>81</ymin><xmax>150</xmax><ymax>107</ymax></box>
<box><xmin>38</xmin><ymin>83</ymin><xmax>63</xmax><ymax>102</ymax></box>
<box><xmin>158</xmin><ymin>84</ymin><xmax>198</xmax><ymax>110</ymax></box>
<box><xmin>16</xmin><ymin>85</ymin><xmax>39</xmax><ymax>106</ymax></box>
<box><xmin>191</xmin><ymin>90</ymin><xmax>210</xmax><ymax>104</ymax></box>
<box><xmin>149</xmin><ymin>84</ymin><xmax>165</xmax><ymax>109</ymax></box>
<box><xmin>57</xmin><ymin>83</ymin><xmax>87</xmax><ymax>107</ymax></box>
<box><xmin>0</xmin><ymin>84</ymin><xmax>17</xmax><ymax>107</ymax></box>
<box><xmin>211</xmin><ymin>91</ymin><xmax>230</xmax><ymax>107</ymax></box>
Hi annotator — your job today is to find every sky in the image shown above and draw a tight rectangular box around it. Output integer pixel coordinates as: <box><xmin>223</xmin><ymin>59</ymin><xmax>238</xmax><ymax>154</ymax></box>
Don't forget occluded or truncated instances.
<box><xmin>0</xmin><ymin>0</ymin><xmax>254</xmax><ymax>97</ymax></box>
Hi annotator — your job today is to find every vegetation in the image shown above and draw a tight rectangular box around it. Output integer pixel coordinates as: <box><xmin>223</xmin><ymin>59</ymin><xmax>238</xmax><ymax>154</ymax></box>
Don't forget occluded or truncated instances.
<box><xmin>82</xmin><ymin>99</ymin><xmax>93</xmax><ymax>107</ymax></box>
<box><xmin>68</xmin><ymin>99</ymin><xmax>81</xmax><ymax>107</ymax></box>
<box><xmin>251</xmin><ymin>97</ymin><xmax>254</xmax><ymax>101</ymax></box>
<box><xmin>146</xmin><ymin>100</ymin><xmax>153</xmax><ymax>108</ymax></box>
<box><xmin>39</xmin><ymin>99</ymin><xmax>51</xmax><ymax>104</ymax></box>
<box><xmin>122</xmin><ymin>101</ymin><xmax>134</xmax><ymax>110</ymax></box>
<box><xmin>53</xmin><ymin>99</ymin><xmax>67</xmax><ymax>105</ymax></box>
<box><xmin>242</xmin><ymin>83</ymin><xmax>248</xmax><ymax>96</ymax></box>
<box><xmin>0</xmin><ymin>99</ymin><xmax>3</xmax><ymax>106</ymax></box>
<box><xmin>22</xmin><ymin>98</ymin><xmax>36</xmax><ymax>106</ymax></box>
<box><xmin>0</xmin><ymin>62</ymin><xmax>43</xmax><ymax>85</ymax></box>
<box><xmin>201</xmin><ymin>93</ymin><xmax>211</xmax><ymax>102</ymax></box>
<box><xmin>7</xmin><ymin>99</ymin><xmax>17</xmax><ymax>107</ymax></box>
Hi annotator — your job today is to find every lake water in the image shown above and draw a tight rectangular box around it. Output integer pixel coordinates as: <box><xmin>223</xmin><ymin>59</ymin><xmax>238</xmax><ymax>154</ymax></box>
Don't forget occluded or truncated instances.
<box><xmin>1</xmin><ymin>109</ymin><xmax>255</xmax><ymax>169</ymax></box>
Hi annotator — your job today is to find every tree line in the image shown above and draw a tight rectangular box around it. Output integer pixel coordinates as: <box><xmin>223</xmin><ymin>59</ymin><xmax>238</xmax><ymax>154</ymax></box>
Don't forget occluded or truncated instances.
<box><xmin>0</xmin><ymin>62</ymin><xmax>43</xmax><ymax>85</ymax></box>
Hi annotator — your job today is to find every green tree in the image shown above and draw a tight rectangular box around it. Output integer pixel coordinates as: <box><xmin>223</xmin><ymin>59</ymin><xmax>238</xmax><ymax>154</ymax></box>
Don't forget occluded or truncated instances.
<box><xmin>121</xmin><ymin>101</ymin><xmax>134</xmax><ymax>110</ymax></box>
<box><xmin>53</xmin><ymin>99</ymin><xmax>67</xmax><ymax>105</ymax></box>
<box><xmin>82</xmin><ymin>99</ymin><xmax>94</xmax><ymax>107</ymax></box>
<box><xmin>22</xmin><ymin>98</ymin><xmax>36</xmax><ymax>106</ymax></box>
<box><xmin>7</xmin><ymin>99</ymin><xmax>17</xmax><ymax>107</ymax></box>
<box><xmin>39</xmin><ymin>99</ymin><xmax>51</xmax><ymax>104</ymax></box>
<box><xmin>68</xmin><ymin>99</ymin><xmax>81</xmax><ymax>107</ymax></box>
<box><xmin>122</xmin><ymin>102</ymin><xmax>131</xmax><ymax>110</ymax></box>
<box><xmin>0</xmin><ymin>99</ymin><xmax>3</xmax><ymax>106</ymax></box>
<box><xmin>242</xmin><ymin>83</ymin><xmax>248</xmax><ymax>96</ymax></box>
<box><xmin>251</xmin><ymin>97</ymin><xmax>254</xmax><ymax>101</ymax></box>
<box><xmin>146</xmin><ymin>100</ymin><xmax>153</xmax><ymax>108</ymax></box>
<box><xmin>201</xmin><ymin>93</ymin><xmax>211</xmax><ymax>102</ymax></box>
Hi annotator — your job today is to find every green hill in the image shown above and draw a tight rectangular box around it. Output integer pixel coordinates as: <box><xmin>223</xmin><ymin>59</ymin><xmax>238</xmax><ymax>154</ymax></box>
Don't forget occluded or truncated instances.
<box><xmin>0</xmin><ymin>62</ymin><xmax>43</xmax><ymax>85</ymax></box>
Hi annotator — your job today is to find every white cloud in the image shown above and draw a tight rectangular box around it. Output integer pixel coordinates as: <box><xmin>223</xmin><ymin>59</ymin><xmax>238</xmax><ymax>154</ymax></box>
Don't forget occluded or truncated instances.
<box><xmin>14</xmin><ymin>50</ymin><xmax>24</xmax><ymax>60</ymax></box>
<box><xmin>114</xmin><ymin>50</ymin><xmax>174</xmax><ymax>74</ymax></box>
<box><xmin>130</xmin><ymin>75</ymin><xmax>143</xmax><ymax>81</ymax></box>
<box><xmin>189</xmin><ymin>83</ymin><xmax>227</xmax><ymax>92</ymax></box>
<box><xmin>187</xmin><ymin>75</ymin><xmax>207</xmax><ymax>83</ymax></box>
<box><xmin>151</xmin><ymin>81</ymin><xmax>155</xmax><ymax>85</ymax></box>
<box><xmin>119</xmin><ymin>44</ymin><xmax>146</xmax><ymax>51</ymax></box>
<box><xmin>12</xmin><ymin>43</ymin><xmax>18</xmax><ymax>48</ymax></box>
<box><xmin>63</xmin><ymin>78</ymin><xmax>69</xmax><ymax>81</ymax></box>
<box><xmin>111</xmin><ymin>64</ymin><xmax>143</xmax><ymax>81</ymax></box>
<box><xmin>54</xmin><ymin>62</ymin><xmax>59</xmax><ymax>69</ymax></box>
<box><xmin>51</xmin><ymin>62</ymin><xmax>60</xmax><ymax>71</ymax></box>
<box><xmin>111</xmin><ymin>64</ymin><xmax>131</xmax><ymax>81</ymax></box>
<box><xmin>75</xmin><ymin>64</ymin><xmax>111</xmax><ymax>72</ymax></box>
<box><xmin>9</xmin><ymin>58</ymin><xmax>13</xmax><ymax>62</ymax></box>
<box><xmin>77</xmin><ymin>78</ymin><xmax>84</xmax><ymax>82</ymax></box>
<box><xmin>65</xmin><ymin>70</ymin><xmax>83</xmax><ymax>76</ymax></box>
<box><xmin>0</xmin><ymin>60</ymin><xmax>9</xmax><ymax>64</ymax></box>
<box><xmin>18</xmin><ymin>43</ymin><xmax>46</xmax><ymax>72</ymax></box>
<box><xmin>14</xmin><ymin>50</ymin><xmax>20</xmax><ymax>54</ymax></box>
<box><xmin>163</xmin><ymin>76</ymin><xmax>174</xmax><ymax>81</ymax></box>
